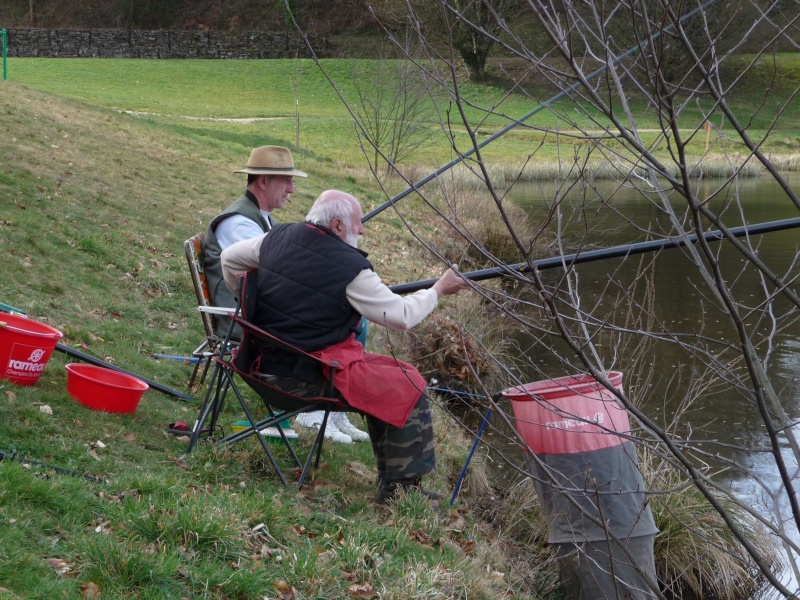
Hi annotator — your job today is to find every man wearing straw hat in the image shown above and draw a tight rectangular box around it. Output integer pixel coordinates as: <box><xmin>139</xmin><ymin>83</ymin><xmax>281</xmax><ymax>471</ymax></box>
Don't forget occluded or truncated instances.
<box><xmin>204</xmin><ymin>146</ymin><xmax>368</xmax><ymax>444</ymax></box>
<box><xmin>204</xmin><ymin>145</ymin><xmax>307</xmax><ymax>332</ymax></box>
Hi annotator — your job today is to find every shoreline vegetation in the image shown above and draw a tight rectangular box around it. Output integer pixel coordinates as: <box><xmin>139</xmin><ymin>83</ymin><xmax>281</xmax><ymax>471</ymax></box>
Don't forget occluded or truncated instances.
<box><xmin>0</xmin><ymin>53</ymin><xmax>795</xmax><ymax>598</ymax></box>
<box><xmin>412</xmin><ymin>153</ymin><xmax>800</xmax><ymax>192</ymax></box>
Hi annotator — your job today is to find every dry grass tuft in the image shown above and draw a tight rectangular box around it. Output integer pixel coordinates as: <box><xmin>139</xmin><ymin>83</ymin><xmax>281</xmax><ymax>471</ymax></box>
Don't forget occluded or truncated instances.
<box><xmin>433</xmin><ymin>153</ymin><xmax>775</xmax><ymax>189</ymax></box>
<box><xmin>431</xmin><ymin>400</ymin><xmax>493</xmax><ymax>500</ymax></box>
<box><xmin>469</xmin><ymin>476</ymin><xmax>561</xmax><ymax>597</ymax></box>
<box><xmin>442</xmin><ymin>188</ymin><xmax>542</xmax><ymax>266</ymax></box>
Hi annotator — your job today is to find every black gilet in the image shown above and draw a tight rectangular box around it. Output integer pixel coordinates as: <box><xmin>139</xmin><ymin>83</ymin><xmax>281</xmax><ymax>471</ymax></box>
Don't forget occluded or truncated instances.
<box><xmin>253</xmin><ymin>222</ymin><xmax>373</xmax><ymax>355</ymax></box>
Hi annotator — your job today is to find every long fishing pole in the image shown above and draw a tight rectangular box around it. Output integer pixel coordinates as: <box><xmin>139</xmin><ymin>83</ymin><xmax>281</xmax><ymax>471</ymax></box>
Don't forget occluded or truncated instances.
<box><xmin>389</xmin><ymin>216</ymin><xmax>800</xmax><ymax>294</ymax></box>
<box><xmin>0</xmin><ymin>448</ymin><xmax>105</xmax><ymax>484</ymax></box>
<box><xmin>361</xmin><ymin>0</ymin><xmax>718</xmax><ymax>223</ymax></box>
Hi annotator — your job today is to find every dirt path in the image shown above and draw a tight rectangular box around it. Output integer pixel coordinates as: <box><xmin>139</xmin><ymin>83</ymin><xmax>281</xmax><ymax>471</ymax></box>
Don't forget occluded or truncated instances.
<box><xmin>120</xmin><ymin>110</ymin><xmax>286</xmax><ymax>123</ymax></box>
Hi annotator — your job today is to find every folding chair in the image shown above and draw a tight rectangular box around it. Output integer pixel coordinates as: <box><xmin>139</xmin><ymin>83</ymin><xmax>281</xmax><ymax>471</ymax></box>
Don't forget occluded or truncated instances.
<box><xmin>186</xmin><ymin>271</ymin><xmax>352</xmax><ymax>487</ymax></box>
<box><xmin>183</xmin><ymin>232</ymin><xmax>226</xmax><ymax>388</ymax></box>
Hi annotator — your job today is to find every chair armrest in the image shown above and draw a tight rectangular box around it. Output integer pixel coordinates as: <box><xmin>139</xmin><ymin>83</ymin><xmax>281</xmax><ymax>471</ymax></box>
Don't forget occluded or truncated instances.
<box><xmin>198</xmin><ymin>306</ymin><xmax>237</xmax><ymax>315</ymax></box>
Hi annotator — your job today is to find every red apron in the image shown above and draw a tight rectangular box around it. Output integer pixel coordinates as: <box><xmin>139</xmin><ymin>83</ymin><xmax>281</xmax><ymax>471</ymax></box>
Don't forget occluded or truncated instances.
<box><xmin>313</xmin><ymin>335</ymin><xmax>427</xmax><ymax>428</ymax></box>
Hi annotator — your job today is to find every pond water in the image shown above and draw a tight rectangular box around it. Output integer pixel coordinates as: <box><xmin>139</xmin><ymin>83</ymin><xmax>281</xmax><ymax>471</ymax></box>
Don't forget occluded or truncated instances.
<box><xmin>501</xmin><ymin>172</ymin><xmax>800</xmax><ymax>596</ymax></box>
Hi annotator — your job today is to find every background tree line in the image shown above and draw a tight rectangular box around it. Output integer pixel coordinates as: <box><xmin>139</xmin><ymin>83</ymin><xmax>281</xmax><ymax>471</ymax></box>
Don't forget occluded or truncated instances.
<box><xmin>1</xmin><ymin>0</ymin><xmax>794</xmax><ymax>85</ymax></box>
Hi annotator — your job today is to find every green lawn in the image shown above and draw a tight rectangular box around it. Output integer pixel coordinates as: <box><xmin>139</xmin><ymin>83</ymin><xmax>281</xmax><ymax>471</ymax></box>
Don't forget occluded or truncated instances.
<box><xmin>10</xmin><ymin>54</ymin><xmax>798</xmax><ymax>170</ymax></box>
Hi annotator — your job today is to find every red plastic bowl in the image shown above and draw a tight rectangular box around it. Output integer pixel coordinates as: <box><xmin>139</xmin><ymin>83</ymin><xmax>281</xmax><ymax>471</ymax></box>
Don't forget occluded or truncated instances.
<box><xmin>65</xmin><ymin>363</ymin><xmax>149</xmax><ymax>414</ymax></box>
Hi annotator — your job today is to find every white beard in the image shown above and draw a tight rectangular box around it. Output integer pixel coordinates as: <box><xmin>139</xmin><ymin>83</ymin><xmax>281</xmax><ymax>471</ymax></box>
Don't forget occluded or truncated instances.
<box><xmin>344</xmin><ymin>230</ymin><xmax>359</xmax><ymax>248</ymax></box>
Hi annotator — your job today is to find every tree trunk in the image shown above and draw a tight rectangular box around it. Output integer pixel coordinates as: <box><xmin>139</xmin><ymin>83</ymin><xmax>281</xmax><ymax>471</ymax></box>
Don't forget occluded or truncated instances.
<box><xmin>459</xmin><ymin>46</ymin><xmax>490</xmax><ymax>82</ymax></box>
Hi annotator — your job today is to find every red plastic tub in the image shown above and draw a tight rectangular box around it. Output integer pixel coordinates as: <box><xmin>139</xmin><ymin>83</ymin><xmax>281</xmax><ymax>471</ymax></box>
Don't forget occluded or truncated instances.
<box><xmin>65</xmin><ymin>363</ymin><xmax>149</xmax><ymax>414</ymax></box>
<box><xmin>500</xmin><ymin>372</ymin><xmax>630</xmax><ymax>455</ymax></box>
<box><xmin>0</xmin><ymin>313</ymin><xmax>64</xmax><ymax>386</ymax></box>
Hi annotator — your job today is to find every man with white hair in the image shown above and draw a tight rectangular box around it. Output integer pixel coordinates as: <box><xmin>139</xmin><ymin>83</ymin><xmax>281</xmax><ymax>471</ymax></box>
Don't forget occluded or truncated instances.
<box><xmin>221</xmin><ymin>190</ymin><xmax>468</xmax><ymax>503</ymax></box>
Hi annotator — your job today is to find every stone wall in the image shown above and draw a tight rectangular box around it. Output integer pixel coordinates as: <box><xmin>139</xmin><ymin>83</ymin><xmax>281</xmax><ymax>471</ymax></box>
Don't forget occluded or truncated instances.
<box><xmin>4</xmin><ymin>28</ymin><xmax>328</xmax><ymax>59</ymax></box>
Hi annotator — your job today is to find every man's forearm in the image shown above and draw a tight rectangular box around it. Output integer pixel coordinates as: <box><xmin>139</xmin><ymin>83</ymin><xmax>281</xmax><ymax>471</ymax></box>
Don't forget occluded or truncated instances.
<box><xmin>220</xmin><ymin>234</ymin><xmax>264</xmax><ymax>292</ymax></box>
<box><xmin>347</xmin><ymin>270</ymin><xmax>438</xmax><ymax>331</ymax></box>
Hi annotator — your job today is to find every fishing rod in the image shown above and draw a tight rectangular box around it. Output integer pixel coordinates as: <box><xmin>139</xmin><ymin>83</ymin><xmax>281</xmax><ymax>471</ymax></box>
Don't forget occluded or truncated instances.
<box><xmin>389</xmin><ymin>216</ymin><xmax>800</xmax><ymax>294</ymax></box>
<box><xmin>361</xmin><ymin>0</ymin><xmax>718</xmax><ymax>223</ymax></box>
<box><xmin>0</xmin><ymin>448</ymin><xmax>105</xmax><ymax>484</ymax></box>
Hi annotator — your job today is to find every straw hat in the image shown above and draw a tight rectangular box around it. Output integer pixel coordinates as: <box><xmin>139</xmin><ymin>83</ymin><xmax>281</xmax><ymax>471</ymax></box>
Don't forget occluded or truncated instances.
<box><xmin>234</xmin><ymin>146</ymin><xmax>308</xmax><ymax>178</ymax></box>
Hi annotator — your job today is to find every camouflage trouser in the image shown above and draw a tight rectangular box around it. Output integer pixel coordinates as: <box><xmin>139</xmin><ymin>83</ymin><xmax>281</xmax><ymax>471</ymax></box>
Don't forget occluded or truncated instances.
<box><xmin>366</xmin><ymin>394</ymin><xmax>436</xmax><ymax>482</ymax></box>
<box><xmin>258</xmin><ymin>373</ymin><xmax>435</xmax><ymax>482</ymax></box>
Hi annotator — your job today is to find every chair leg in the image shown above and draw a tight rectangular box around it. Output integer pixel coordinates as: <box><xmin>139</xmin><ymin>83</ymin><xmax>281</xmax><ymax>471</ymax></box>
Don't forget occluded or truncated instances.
<box><xmin>298</xmin><ymin>422</ymin><xmax>328</xmax><ymax>488</ymax></box>
<box><xmin>229</xmin><ymin>381</ymin><xmax>288</xmax><ymax>487</ymax></box>
<box><xmin>315</xmin><ymin>409</ymin><xmax>332</xmax><ymax>470</ymax></box>
<box><xmin>188</xmin><ymin>358</ymin><xmax>202</xmax><ymax>389</ymax></box>
<box><xmin>187</xmin><ymin>359</ymin><xmax>227</xmax><ymax>453</ymax></box>
<box><xmin>295</xmin><ymin>408</ymin><xmax>332</xmax><ymax>488</ymax></box>
<box><xmin>197</xmin><ymin>355</ymin><xmax>213</xmax><ymax>386</ymax></box>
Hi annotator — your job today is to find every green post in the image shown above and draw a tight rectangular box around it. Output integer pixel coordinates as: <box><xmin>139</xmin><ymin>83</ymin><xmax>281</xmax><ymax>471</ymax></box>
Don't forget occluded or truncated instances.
<box><xmin>1</xmin><ymin>29</ymin><xmax>6</xmax><ymax>81</ymax></box>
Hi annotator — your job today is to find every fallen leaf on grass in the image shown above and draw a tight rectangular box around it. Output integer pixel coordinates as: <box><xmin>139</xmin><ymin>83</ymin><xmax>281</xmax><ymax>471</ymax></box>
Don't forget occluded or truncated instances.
<box><xmin>123</xmin><ymin>432</ymin><xmax>136</xmax><ymax>441</ymax></box>
<box><xmin>456</xmin><ymin>539</ymin><xmax>477</xmax><ymax>555</ymax></box>
<box><xmin>347</xmin><ymin>582</ymin><xmax>375</xmax><ymax>598</ymax></box>
<box><xmin>274</xmin><ymin>580</ymin><xmax>297</xmax><ymax>599</ymax></box>
<box><xmin>408</xmin><ymin>528</ymin><xmax>437</xmax><ymax>548</ymax></box>
<box><xmin>292</xmin><ymin>524</ymin><xmax>317</xmax><ymax>538</ymax></box>
<box><xmin>345</xmin><ymin>462</ymin><xmax>372</xmax><ymax>479</ymax></box>
<box><xmin>79</xmin><ymin>581</ymin><xmax>101</xmax><ymax>599</ymax></box>
<box><xmin>0</xmin><ymin>586</ymin><xmax>16</xmax><ymax>594</ymax></box>
<box><xmin>4</xmin><ymin>391</ymin><xmax>15</xmax><ymax>402</ymax></box>
<box><xmin>172</xmin><ymin>456</ymin><xmax>190</xmax><ymax>470</ymax></box>
<box><xmin>93</xmin><ymin>520</ymin><xmax>111</xmax><ymax>533</ymax></box>
<box><xmin>447</xmin><ymin>510</ymin><xmax>467</xmax><ymax>531</ymax></box>
<box><xmin>315</xmin><ymin>548</ymin><xmax>331</xmax><ymax>563</ymax></box>
<box><xmin>99</xmin><ymin>489</ymin><xmax>141</xmax><ymax>503</ymax></box>
<box><xmin>39</xmin><ymin>405</ymin><xmax>53</xmax><ymax>415</ymax></box>
<box><xmin>45</xmin><ymin>557</ymin><xmax>71</xmax><ymax>576</ymax></box>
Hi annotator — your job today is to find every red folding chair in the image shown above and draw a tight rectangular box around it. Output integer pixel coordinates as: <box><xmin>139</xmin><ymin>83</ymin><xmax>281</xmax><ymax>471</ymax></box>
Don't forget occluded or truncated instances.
<box><xmin>186</xmin><ymin>271</ymin><xmax>355</xmax><ymax>487</ymax></box>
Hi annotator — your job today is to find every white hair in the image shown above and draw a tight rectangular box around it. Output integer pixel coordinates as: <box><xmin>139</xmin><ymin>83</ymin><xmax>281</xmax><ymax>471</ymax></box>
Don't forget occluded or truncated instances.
<box><xmin>305</xmin><ymin>190</ymin><xmax>356</xmax><ymax>228</ymax></box>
